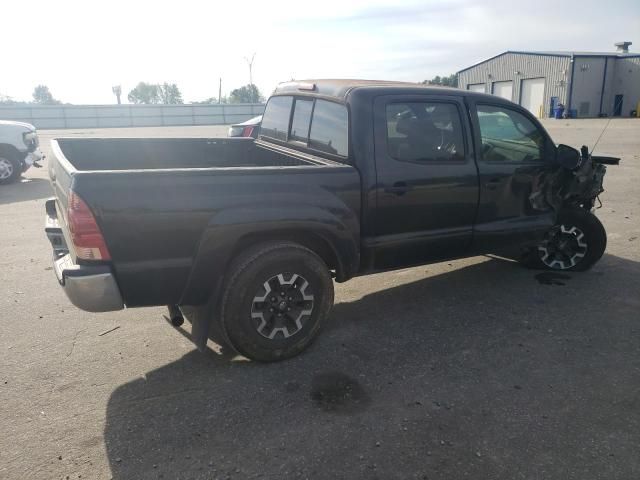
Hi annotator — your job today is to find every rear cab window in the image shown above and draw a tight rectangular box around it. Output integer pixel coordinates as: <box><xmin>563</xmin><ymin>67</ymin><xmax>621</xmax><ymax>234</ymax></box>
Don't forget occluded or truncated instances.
<box><xmin>259</xmin><ymin>95</ymin><xmax>349</xmax><ymax>159</ymax></box>
<box><xmin>308</xmin><ymin>100</ymin><xmax>349</xmax><ymax>157</ymax></box>
<box><xmin>289</xmin><ymin>98</ymin><xmax>313</xmax><ymax>143</ymax></box>
<box><xmin>260</xmin><ymin>96</ymin><xmax>293</xmax><ymax>141</ymax></box>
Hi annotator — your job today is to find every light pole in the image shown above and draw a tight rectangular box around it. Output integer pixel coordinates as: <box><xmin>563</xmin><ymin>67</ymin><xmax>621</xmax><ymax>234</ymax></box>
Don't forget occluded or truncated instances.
<box><xmin>243</xmin><ymin>53</ymin><xmax>256</xmax><ymax>102</ymax></box>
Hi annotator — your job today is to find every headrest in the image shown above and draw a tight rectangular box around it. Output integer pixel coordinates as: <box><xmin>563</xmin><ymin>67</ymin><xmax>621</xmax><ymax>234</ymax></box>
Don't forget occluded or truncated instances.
<box><xmin>396</xmin><ymin>117</ymin><xmax>438</xmax><ymax>137</ymax></box>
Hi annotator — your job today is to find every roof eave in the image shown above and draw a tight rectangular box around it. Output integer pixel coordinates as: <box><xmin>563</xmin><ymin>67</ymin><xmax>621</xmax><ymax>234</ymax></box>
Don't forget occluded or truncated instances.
<box><xmin>457</xmin><ymin>50</ymin><xmax>573</xmax><ymax>74</ymax></box>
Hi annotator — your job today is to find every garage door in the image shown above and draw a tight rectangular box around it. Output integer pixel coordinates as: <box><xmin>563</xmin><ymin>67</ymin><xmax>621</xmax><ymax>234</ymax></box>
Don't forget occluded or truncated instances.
<box><xmin>520</xmin><ymin>78</ymin><xmax>545</xmax><ymax>117</ymax></box>
<box><xmin>492</xmin><ymin>81</ymin><xmax>513</xmax><ymax>101</ymax></box>
<box><xmin>467</xmin><ymin>83</ymin><xmax>485</xmax><ymax>93</ymax></box>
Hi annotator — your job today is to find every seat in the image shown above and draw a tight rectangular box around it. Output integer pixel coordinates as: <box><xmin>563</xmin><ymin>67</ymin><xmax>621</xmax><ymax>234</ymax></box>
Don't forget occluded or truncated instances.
<box><xmin>395</xmin><ymin>116</ymin><xmax>442</xmax><ymax>161</ymax></box>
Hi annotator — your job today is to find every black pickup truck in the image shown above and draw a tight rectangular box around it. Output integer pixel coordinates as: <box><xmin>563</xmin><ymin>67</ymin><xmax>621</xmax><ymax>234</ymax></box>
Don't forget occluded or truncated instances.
<box><xmin>45</xmin><ymin>80</ymin><xmax>618</xmax><ymax>361</ymax></box>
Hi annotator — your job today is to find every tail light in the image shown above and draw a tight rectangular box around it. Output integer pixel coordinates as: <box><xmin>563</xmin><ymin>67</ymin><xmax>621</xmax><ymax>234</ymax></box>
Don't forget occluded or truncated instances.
<box><xmin>242</xmin><ymin>126</ymin><xmax>255</xmax><ymax>137</ymax></box>
<box><xmin>67</xmin><ymin>191</ymin><xmax>111</xmax><ymax>261</ymax></box>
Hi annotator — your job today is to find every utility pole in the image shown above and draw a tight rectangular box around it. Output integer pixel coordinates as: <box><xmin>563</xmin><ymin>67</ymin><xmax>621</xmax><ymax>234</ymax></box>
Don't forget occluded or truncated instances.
<box><xmin>243</xmin><ymin>53</ymin><xmax>256</xmax><ymax>102</ymax></box>
<box><xmin>218</xmin><ymin>77</ymin><xmax>222</xmax><ymax>104</ymax></box>
<box><xmin>112</xmin><ymin>85</ymin><xmax>122</xmax><ymax>104</ymax></box>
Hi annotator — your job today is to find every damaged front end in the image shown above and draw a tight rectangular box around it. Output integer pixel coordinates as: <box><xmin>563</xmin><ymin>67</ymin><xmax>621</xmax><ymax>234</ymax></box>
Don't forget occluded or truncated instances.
<box><xmin>524</xmin><ymin>145</ymin><xmax>619</xmax><ymax>270</ymax></box>
<box><xmin>530</xmin><ymin>144</ymin><xmax>620</xmax><ymax>213</ymax></box>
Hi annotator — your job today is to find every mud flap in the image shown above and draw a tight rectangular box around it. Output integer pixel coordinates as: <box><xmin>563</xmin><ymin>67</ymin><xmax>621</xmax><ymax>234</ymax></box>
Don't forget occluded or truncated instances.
<box><xmin>178</xmin><ymin>304</ymin><xmax>211</xmax><ymax>351</ymax></box>
<box><xmin>179</xmin><ymin>301</ymin><xmax>230</xmax><ymax>352</ymax></box>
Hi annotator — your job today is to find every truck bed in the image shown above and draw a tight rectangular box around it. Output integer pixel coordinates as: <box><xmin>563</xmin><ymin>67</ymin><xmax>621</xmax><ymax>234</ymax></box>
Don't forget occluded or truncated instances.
<box><xmin>54</xmin><ymin>137</ymin><xmax>313</xmax><ymax>170</ymax></box>
<box><xmin>48</xmin><ymin>137</ymin><xmax>362</xmax><ymax>308</ymax></box>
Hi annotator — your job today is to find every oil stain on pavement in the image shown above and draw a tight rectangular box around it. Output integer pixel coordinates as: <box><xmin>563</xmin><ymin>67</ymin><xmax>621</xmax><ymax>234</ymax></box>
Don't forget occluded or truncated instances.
<box><xmin>310</xmin><ymin>372</ymin><xmax>370</xmax><ymax>413</ymax></box>
<box><xmin>535</xmin><ymin>272</ymin><xmax>572</xmax><ymax>285</ymax></box>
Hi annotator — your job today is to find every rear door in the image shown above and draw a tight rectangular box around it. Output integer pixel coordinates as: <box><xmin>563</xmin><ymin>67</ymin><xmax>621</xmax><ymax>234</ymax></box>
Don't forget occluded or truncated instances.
<box><xmin>370</xmin><ymin>94</ymin><xmax>479</xmax><ymax>269</ymax></box>
<box><xmin>467</xmin><ymin>99</ymin><xmax>557</xmax><ymax>251</ymax></box>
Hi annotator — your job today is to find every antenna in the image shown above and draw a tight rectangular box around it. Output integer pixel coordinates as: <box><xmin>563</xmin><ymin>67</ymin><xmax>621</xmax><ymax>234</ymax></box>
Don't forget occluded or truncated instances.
<box><xmin>590</xmin><ymin>117</ymin><xmax>613</xmax><ymax>155</ymax></box>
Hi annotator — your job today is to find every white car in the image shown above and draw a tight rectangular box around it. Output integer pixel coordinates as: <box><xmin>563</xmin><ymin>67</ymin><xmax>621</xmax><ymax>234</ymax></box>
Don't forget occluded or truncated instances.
<box><xmin>0</xmin><ymin>120</ymin><xmax>44</xmax><ymax>184</ymax></box>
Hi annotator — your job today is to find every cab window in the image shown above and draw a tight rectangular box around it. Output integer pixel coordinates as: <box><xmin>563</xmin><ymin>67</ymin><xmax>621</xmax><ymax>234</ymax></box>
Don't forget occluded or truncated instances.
<box><xmin>289</xmin><ymin>98</ymin><xmax>313</xmax><ymax>143</ymax></box>
<box><xmin>385</xmin><ymin>102</ymin><xmax>466</xmax><ymax>162</ymax></box>
<box><xmin>261</xmin><ymin>96</ymin><xmax>349</xmax><ymax>158</ymax></box>
<box><xmin>477</xmin><ymin>105</ymin><xmax>544</xmax><ymax>162</ymax></box>
<box><xmin>308</xmin><ymin>100</ymin><xmax>349</xmax><ymax>157</ymax></box>
<box><xmin>260</xmin><ymin>96</ymin><xmax>293</xmax><ymax>141</ymax></box>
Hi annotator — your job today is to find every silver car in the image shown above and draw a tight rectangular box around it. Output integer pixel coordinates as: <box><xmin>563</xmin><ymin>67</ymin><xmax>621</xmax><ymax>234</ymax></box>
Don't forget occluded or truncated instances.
<box><xmin>227</xmin><ymin>115</ymin><xmax>262</xmax><ymax>138</ymax></box>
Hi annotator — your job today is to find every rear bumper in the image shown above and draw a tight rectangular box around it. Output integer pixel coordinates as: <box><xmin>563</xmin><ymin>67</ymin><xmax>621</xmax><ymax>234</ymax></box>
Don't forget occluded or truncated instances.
<box><xmin>53</xmin><ymin>254</ymin><xmax>124</xmax><ymax>312</ymax></box>
<box><xmin>45</xmin><ymin>198</ymin><xmax>124</xmax><ymax>312</ymax></box>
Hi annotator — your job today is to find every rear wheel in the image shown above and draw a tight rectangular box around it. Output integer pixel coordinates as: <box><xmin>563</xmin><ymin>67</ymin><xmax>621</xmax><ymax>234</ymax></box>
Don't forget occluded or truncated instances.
<box><xmin>0</xmin><ymin>155</ymin><xmax>21</xmax><ymax>184</ymax></box>
<box><xmin>219</xmin><ymin>242</ymin><xmax>334</xmax><ymax>362</ymax></box>
<box><xmin>523</xmin><ymin>208</ymin><xmax>607</xmax><ymax>272</ymax></box>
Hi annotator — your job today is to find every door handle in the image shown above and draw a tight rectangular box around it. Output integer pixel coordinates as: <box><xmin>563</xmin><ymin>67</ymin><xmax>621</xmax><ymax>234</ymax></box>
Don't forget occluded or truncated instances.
<box><xmin>485</xmin><ymin>178</ymin><xmax>502</xmax><ymax>190</ymax></box>
<box><xmin>384</xmin><ymin>182</ymin><xmax>411</xmax><ymax>196</ymax></box>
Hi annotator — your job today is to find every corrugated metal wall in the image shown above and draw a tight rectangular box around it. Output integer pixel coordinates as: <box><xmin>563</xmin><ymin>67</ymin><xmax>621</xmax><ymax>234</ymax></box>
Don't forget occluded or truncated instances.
<box><xmin>459</xmin><ymin>53</ymin><xmax>572</xmax><ymax>117</ymax></box>
<box><xmin>613</xmin><ymin>57</ymin><xmax>640</xmax><ymax>116</ymax></box>
<box><xmin>600</xmin><ymin>57</ymin><xmax>617</xmax><ymax>116</ymax></box>
<box><xmin>0</xmin><ymin>103</ymin><xmax>265</xmax><ymax>129</ymax></box>
<box><xmin>459</xmin><ymin>52</ymin><xmax>640</xmax><ymax>117</ymax></box>
<box><xmin>570</xmin><ymin>57</ymin><xmax>608</xmax><ymax>117</ymax></box>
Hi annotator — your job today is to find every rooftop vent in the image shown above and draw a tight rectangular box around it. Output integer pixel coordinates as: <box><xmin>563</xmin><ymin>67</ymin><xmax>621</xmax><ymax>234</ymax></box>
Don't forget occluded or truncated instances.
<box><xmin>614</xmin><ymin>41</ymin><xmax>632</xmax><ymax>53</ymax></box>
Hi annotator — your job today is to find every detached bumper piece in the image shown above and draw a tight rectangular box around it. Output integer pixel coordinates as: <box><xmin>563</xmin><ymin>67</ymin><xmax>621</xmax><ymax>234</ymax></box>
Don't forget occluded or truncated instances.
<box><xmin>45</xmin><ymin>198</ymin><xmax>124</xmax><ymax>312</ymax></box>
<box><xmin>23</xmin><ymin>149</ymin><xmax>45</xmax><ymax>171</ymax></box>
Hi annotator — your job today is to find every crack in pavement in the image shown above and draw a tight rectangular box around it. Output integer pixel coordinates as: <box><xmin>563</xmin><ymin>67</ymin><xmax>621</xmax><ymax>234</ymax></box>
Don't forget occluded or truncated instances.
<box><xmin>66</xmin><ymin>329</ymin><xmax>88</xmax><ymax>357</ymax></box>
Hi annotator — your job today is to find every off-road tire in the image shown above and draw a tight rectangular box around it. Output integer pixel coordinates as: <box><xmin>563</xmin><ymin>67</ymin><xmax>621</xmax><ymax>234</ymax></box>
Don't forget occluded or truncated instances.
<box><xmin>522</xmin><ymin>208</ymin><xmax>607</xmax><ymax>272</ymax></box>
<box><xmin>219</xmin><ymin>242</ymin><xmax>334</xmax><ymax>362</ymax></box>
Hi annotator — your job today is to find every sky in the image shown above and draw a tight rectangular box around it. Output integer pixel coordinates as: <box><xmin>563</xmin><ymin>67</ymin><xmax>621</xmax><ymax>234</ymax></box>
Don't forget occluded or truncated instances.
<box><xmin>1</xmin><ymin>0</ymin><xmax>638</xmax><ymax>104</ymax></box>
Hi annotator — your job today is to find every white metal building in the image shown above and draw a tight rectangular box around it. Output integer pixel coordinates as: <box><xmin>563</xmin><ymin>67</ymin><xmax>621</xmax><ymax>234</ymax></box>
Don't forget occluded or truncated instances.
<box><xmin>458</xmin><ymin>42</ymin><xmax>640</xmax><ymax>118</ymax></box>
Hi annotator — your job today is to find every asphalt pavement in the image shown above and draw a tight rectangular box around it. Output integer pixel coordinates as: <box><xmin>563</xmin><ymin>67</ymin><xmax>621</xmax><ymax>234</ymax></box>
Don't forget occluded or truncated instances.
<box><xmin>1</xmin><ymin>120</ymin><xmax>639</xmax><ymax>480</ymax></box>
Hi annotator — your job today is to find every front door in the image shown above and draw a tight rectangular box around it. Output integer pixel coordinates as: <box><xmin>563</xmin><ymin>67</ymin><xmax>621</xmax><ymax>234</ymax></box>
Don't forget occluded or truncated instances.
<box><xmin>370</xmin><ymin>94</ymin><xmax>479</xmax><ymax>270</ymax></box>
<box><xmin>468</xmin><ymin>100</ymin><xmax>557</xmax><ymax>252</ymax></box>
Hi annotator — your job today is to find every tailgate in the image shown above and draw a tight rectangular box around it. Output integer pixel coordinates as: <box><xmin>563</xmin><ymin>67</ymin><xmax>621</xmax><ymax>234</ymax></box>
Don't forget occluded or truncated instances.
<box><xmin>45</xmin><ymin>198</ymin><xmax>69</xmax><ymax>258</ymax></box>
<box><xmin>48</xmin><ymin>139</ymin><xmax>76</xmax><ymax>216</ymax></box>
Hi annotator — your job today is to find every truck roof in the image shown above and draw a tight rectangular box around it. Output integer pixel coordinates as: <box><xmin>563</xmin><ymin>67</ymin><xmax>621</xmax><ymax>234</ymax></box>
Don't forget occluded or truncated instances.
<box><xmin>272</xmin><ymin>79</ymin><xmax>472</xmax><ymax>102</ymax></box>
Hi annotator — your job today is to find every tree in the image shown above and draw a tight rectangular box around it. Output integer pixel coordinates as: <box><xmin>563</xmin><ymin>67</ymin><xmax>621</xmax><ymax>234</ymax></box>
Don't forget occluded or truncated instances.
<box><xmin>32</xmin><ymin>85</ymin><xmax>61</xmax><ymax>104</ymax></box>
<box><xmin>192</xmin><ymin>96</ymin><xmax>228</xmax><ymax>105</ymax></box>
<box><xmin>423</xmin><ymin>74</ymin><xmax>458</xmax><ymax>88</ymax></box>
<box><xmin>127</xmin><ymin>82</ymin><xmax>160</xmax><ymax>104</ymax></box>
<box><xmin>127</xmin><ymin>82</ymin><xmax>183</xmax><ymax>104</ymax></box>
<box><xmin>0</xmin><ymin>93</ymin><xmax>17</xmax><ymax>105</ymax></box>
<box><xmin>229</xmin><ymin>84</ymin><xmax>263</xmax><ymax>104</ymax></box>
<box><xmin>157</xmin><ymin>83</ymin><xmax>183</xmax><ymax>104</ymax></box>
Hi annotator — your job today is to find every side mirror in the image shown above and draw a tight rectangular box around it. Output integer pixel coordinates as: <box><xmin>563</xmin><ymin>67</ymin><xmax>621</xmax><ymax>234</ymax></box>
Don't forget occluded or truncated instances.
<box><xmin>556</xmin><ymin>144</ymin><xmax>581</xmax><ymax>170</ymax></box>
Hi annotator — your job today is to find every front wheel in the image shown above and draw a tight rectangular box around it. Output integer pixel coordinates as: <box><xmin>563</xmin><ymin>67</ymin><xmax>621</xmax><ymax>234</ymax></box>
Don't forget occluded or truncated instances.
<box><xmin>219</xmin><ymin>242</ymin><xmax>334</xmax><ymax>362</ymax></box>
<box><xmin>0</xmin><ymin>155</ymin><xmax>21</xmax><ymax>185</ymax></box>
<box><xmin>523</xmin><ymin>208</ymin><xmax>607</xmax><ymax>272</ymax></box>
